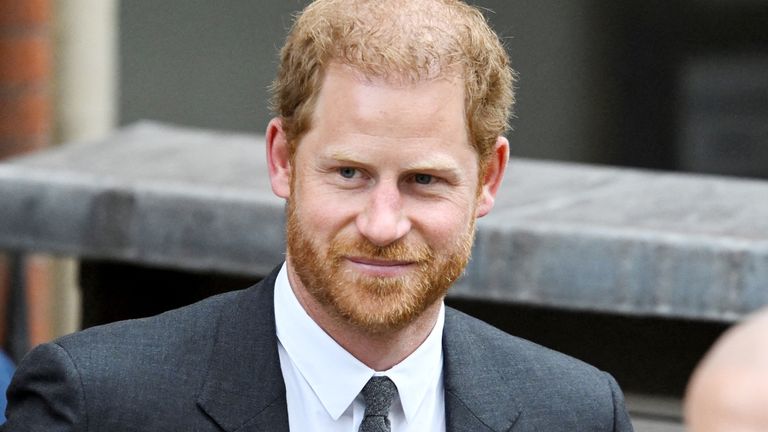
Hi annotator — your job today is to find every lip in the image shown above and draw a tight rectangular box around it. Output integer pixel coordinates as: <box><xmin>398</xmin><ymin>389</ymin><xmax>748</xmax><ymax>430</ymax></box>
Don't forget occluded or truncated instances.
<box><xmin>345</xmin><ymin>256</ymin><xmax>416</xmax><ymax>277</ymax></box>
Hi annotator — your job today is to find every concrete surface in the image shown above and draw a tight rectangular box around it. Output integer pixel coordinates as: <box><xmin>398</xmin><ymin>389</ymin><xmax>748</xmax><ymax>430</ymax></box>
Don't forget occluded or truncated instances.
<box><xmin>1</xmin><ymin>122</ymin><xmax>766</xmax><ymax>321</ymax></box>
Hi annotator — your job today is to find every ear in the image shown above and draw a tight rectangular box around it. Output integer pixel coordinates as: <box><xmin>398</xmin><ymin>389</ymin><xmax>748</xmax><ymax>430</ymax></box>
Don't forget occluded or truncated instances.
<box><xmin>266</xmin><ymin>117</ymin><xmax>292</xmax><ymax>199</ymax></box>
<box><xmin>476</xmin><ymin>136</ymin><xmax>509</xmax><ymax>217</ymax></box>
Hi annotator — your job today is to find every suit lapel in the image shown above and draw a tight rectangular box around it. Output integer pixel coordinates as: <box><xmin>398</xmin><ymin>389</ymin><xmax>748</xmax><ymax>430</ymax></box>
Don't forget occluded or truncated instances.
<box><xmin>197</xmin><ymin>266</ymin><xmax>289</xmax><ymax>432</ymax></box>
<box><xmin>196</xmin><ymin>272</ymin><xmax>523</xmax><ymax>431</ymax></box>
<box><xmin>443</xmin><ymin>307</ymin><xmax>522</xmax><ymax>432</ymax></box>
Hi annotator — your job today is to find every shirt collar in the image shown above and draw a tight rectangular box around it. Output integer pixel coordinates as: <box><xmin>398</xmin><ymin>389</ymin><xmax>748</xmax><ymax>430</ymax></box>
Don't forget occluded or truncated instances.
<box><xmin>274</xmin><ymin>263</ymin><xmax>444</xmax><ymax>422</ymax></box>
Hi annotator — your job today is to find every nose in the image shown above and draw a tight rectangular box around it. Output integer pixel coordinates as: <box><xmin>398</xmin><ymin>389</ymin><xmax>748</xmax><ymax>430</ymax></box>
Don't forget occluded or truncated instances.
<box><xmin>355</xmin><ymin>182</ymin><xmax>412</xmax><ymax>247</ymax></box>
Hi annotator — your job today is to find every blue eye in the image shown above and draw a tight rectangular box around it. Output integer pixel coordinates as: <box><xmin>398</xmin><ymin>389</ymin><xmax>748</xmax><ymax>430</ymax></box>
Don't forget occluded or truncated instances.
<box><xmin>414</xmin><ymin>174</ymin><xmax>433</xmax><ymax>185</ymax></box>
<box><xmin>339</xmin><ymin>167</ymin><xmax>357</xmax><ymax>179</ymax></box>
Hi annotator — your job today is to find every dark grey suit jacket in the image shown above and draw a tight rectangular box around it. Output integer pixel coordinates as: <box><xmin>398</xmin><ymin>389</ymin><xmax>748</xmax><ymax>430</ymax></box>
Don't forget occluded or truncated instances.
<box><xmin>2</xmin><ymin>266</ymin><xmax>633</xmax><ymax>431</ymax></box>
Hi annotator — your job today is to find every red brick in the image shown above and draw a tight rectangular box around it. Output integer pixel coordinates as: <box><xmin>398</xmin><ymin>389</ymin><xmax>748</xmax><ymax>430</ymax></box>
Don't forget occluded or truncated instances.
<box><xmin>0</xmin><ymin>0</ymin><xmax>53</xmax><ymax>350</ymax></box>
<box><xmin>0</xmin><ymin>0</ymin><xmax>51</xmax><ymax>27</ymax></box>
<box><xmin>0</xmin><ymin>89</ymin><xmax>50</xmax><ymax>136</ymax></box>
<box><xmin>0</xmin><ymin>34</ymin><xmax>51</xmax><ymax>84</ymax></box>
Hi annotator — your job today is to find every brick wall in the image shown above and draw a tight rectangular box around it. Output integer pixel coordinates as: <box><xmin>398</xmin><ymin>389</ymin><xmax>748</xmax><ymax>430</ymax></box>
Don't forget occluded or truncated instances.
<box><xmin>0</xmin><ymin>0</ymin><xmax>53</xmax><ymax>356</ymax></box>
<box><xmin>0</xmin><ymin>0</ymin><xmax>51</xmax><ymax>157</ymax></box>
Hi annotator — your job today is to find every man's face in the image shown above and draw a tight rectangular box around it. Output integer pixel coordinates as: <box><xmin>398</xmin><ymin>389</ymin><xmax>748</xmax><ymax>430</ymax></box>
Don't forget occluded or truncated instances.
<box><xmin>281</xmin><ymin>64</ymin><xmax>486</xmax><ymax>333</ymax></box>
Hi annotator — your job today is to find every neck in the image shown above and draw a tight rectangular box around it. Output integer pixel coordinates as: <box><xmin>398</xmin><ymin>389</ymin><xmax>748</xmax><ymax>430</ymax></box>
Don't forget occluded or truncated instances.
<box><xmin>286</xmin><ymin>262</ymin><xmax>442</xmax><ymax>371</ymax></box>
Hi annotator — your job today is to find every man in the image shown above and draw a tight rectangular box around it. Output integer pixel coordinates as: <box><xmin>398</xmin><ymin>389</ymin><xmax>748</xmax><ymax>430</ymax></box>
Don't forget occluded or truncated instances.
<box><xmin>685</xmin><ymin>307</ymin><xmax>768</xmax><ymax>432</ymax></box>
<box><xmin>2</xmin><ymin>0</ymin><xmax>633</xmax><ymax>430</ymax></box>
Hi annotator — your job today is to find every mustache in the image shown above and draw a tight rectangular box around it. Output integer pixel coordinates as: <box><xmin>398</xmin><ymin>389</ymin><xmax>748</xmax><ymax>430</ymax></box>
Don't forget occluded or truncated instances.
<box><xmin>331</xmin><ymin>237</ymin><xmax>434</xmax><ymax>262</ymax></box>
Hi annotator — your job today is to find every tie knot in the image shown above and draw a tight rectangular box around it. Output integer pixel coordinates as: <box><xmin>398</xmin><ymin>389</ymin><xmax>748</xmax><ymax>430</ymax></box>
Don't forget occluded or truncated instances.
<box><xmin>361</xmin><ymin>376</ymin><xmax>397</xmax><ymax>417</ymax></box>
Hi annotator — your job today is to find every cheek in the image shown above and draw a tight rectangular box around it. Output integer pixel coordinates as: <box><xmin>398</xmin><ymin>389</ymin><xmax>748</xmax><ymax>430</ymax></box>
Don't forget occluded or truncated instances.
<box><xmin>410</xmin><ymin>202</ymin><xmax>475</xmax><ymax>246</ymax></box>
<box><xmin>294</xmin><ymin>183</ymin><xmax>359</xmax><ymax>234</ymax></box>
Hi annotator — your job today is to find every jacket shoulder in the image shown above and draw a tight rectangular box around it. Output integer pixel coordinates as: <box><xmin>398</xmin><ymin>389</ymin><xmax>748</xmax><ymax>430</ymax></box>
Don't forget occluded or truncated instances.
<box><xmin>444</xmin><ymin>307</ymin><xmax>633</xmax><ymax>431</ymax></box>
<box><xmin>58</xmin><ymin>287</ymin><xmax>243</xmax><ymax>352</ymax></box>
<box><xmin>3</xmin><ymin>285</ymin><xmax>261</xmax><ymax>431</ymax></box>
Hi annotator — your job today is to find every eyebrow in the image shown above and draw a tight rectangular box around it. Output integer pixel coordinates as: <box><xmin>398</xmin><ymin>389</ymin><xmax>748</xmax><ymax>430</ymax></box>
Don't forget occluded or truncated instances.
<box><xmin>403</xmin><ymin>159</ymin><xmax>463</xmax><ymax>176</ymax></box>
<box><xmin>326</xmin><ymin>150</ymin><xmax>464</xmax><ymax>175</ymax></box>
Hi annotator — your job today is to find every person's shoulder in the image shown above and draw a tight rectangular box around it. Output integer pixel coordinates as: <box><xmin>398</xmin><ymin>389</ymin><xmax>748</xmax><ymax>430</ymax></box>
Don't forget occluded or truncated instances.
<box><xmin>444</xmin><ymin>306</ymin><xmax>611</xmax><ymax>385</ymax></box>
<box><xmin>46</xmin><ymin>282</ymin><xmax>273</xmax><ymax>383</ymax></box>
<box><xmin>49</xmin><ymin>266</ymin><xmax>279</xmax><ymax>374</ymax></box>
<box><xmin>444</xmin><ymin>307</ymin><xmax>632</xmax><ymax>430</ymax></box>
<box><xmin>3</xmin><ymin>281</ymin><xmax>276</xmax><ymax>430</ymax></box>
<box><xmin>56</xmin><ymin>286</ymin><xmax>247</xmax><ymax>352</ymax></box>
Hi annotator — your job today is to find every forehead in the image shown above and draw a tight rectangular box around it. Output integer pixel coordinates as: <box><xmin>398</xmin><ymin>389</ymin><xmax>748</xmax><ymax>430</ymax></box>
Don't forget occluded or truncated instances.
<box><xmin>295</xmin><ymin>63</ymin><xmax>478</xmax><ymax>170</ymax></box>
<box><xmin>312</xmin><ymin>64</ymin><xmax>467</xmax><ymax>139</ymax></box>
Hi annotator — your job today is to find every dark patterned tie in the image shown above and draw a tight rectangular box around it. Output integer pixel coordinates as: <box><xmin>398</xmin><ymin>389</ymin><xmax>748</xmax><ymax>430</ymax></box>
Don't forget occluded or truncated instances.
<box><xmin>359</xmin><ymin>376</ymin><xmax>397</xmax><ymax>432</ymax></box>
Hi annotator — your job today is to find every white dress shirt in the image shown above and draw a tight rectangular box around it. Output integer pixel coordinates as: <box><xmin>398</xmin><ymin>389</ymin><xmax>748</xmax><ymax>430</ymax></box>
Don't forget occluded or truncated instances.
<box><xmin>274</xmin><ymin>264</ymin><xmax>446</xmax><ymax>431</ymax></box>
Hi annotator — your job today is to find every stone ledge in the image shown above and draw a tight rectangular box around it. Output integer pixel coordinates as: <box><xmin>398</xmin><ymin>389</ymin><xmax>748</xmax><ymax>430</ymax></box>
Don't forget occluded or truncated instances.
<box><xmin>1</xmin><ymin>122</ymin><xmax>766</xmax><ymax>321</ymax></box>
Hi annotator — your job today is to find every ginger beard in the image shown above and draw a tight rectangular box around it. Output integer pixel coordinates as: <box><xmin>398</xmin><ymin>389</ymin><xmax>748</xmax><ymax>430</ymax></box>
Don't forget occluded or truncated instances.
<box><xmin>285</xmin><ymin>196</ymin><xmax>476</xmax><ymax>334</ymax></box>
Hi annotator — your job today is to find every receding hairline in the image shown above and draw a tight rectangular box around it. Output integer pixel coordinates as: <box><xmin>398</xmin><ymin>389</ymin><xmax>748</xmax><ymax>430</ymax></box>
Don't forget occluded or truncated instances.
<box><xmin>295</xmin><ymin>0</ymin><xmax>490</xmax><ymax>81</ymax></box>
<box><xmin>322</xmin><ymin>60</ymin><xmax>465</xmax><ymax>89</ymax></box>
<box><xmin>272</xmin><ymin>0</ymin><xmax>515</xmax><ymax>166</ymax></box>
